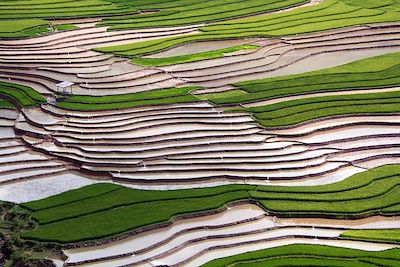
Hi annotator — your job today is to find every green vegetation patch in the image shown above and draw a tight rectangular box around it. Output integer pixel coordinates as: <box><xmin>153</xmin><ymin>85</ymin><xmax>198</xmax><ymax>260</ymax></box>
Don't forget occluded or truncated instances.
<box><xmin>195</xmin><ymin>89</ymin><xmax>248</xmax><ymax>101</ymax></box>
<box><xmin>203</xmin><ymin>0</ymin><xmax>399</xmax><ymax>36</ymax></box>
<box><xmin>100</xmin><ymin>0</ymin><xmax>308</xmax><ymax>30</ymax></box>
<box><xmin>24</xmin><ymin>183</ymin><xmax>122</xmax><ymax>211</ymax></box>
<box><xmin>214</xmin><ymin>52</ymin><xmax>400</xmax><ymax>104</ymax></box>
<box><xmin>0</xmin><ymin>99</ymin><xmax>14</xmax><ymax>109</ymax></box>
<box><xmin>28</xmin><ymin>185</ymin><xmax>253</xmax><ymax>225</ymax></box>
<box><xmin>52</xmin><ymin>23</ymin><xmax>78</xmax><ymax>31</ymax></box>
<box><xmin>202</xmin><ymin>244</ymin><xmax>400</xmax><ymax>267</ymax></box>
<box><xmin>341</xmin><ymin>229</ymin><xmax>400</xmax><ymax>243</ymax></box>
<box><xmin>96</xmin><ymin>0</ymin><xmax>400</xmax><ymax>57</ymax></box>
<box><xmin>253</xmin><ymin>165</ymin><xmax>400</xmax><ymax>217</ymax></box>
<box><xmin>0</xmin><ymin>19</ymin><xmax>48</xmax><ymax>33</ymax></box>
<box><xmin>0</xmin><ymin>0</ymin><xmax>137</xmax><ymax>38</ymax></box>
<box><xmin>200</xmin><ymin>52</ymin><xmax>400</xmax><ymax>127</ymax></box>
<box><xmin>0</xmin><ymin>82</ymin><xmax>46</xmax><ymax>107</ymax></box>
<box><xmin>57</xmin><ymin>86</ymin><xmax>200</xmax><ymax>110</ymax></box>
<box><xmin>341</xmin><ymin>0</ymin><xmax>400</xmax><ymax>11</ymax></box>
<box><xmin>0</xmin><ymin>19</ymin><xmax>50</xmax><ymax>38</ymax></box>
<box><xmin>242</xmin><ymin>90</ymin><xmax>400</xmax><ymax>127</ymax></box>
<box><xmin>22</xmin><ymin>185</ymin><xmax>254</xmax><ymax>242</ymax></box>
<box><xmin>21</xmin><ymin>165</ymin><xmax>400</xmax><ymax>243</ymax></box>
<box><xmin>0</xmin><ymin>20</ymin><xmax>78</xmax><ymax>38</ymax></box>
<box><xmin>131</xmin><ymin>44</ymin><xmax>259</xmax><ymax>66</ymax></box>
<box><xmin>0</xmin><ymin>0</ymin><xmax>136</xmax><ymax>19</ymax></box>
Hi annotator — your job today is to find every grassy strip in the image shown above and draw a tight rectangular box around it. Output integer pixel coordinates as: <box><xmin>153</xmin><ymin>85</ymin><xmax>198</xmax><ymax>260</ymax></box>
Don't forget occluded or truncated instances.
<box><xmin>0</xmin><ymin>0</ymin><xmax>136</xmax><ymax>19</ymax></box>
<box><xmin>242</xmin><ymin>90</ymin><xmax>400</xmax><ymax>127</ymax></box>
<box><xmin>131</xmin><ymin>44</ymin><xmax>259</xmax><ymax>66</ymax></box>
<box><xmin>253</xmin><ymin>165</ymin><xmax>400</xmax><ymax>216</ymax></box>
<box><xmin>341</xmin><ymin>229</ymin><xmax>400</xmax><ymax>243</ymax></box>
<box><xmin>95</xmin><ymin>0</ymin><xmax>400</xmax><ymax>57</ymax></box>
<box><xmin>195</xmin><ymin>90</ymin><xmax>248</xmax><ymax>101</ymax></box>
<box><xmin>0</xmin><ymin>0</ymin><xmax>136</xmax><ymax>38</ymax></box>
<box><xmin>28</xmin><ymin>185</ymin><xmax>254</xmax><ymax>224</ymax></box>
<box><xmin>57</xmin><ymin>95</ymin><xmax>198</xmax><ymax>110</ymax></box>
<box><xmin>95</xmin><ymin>33</ymin><xmax>228</xmax><ymax>56</ymax></box>
<box><xmin>0</xmin><ymin>82</ymin><xmax>46</xmax><ymax>107</ymax></box>
<box><xmin>256</xmin><ymin>165</ymin><xmax>399</xmax><ymax>194</ymax></box>
<box><xmin>61</xmin><ymin>87</ymin><xmax>199</xmax><ymax>104</ymax></box>
<box><xmin>21</xmin><ymin>165</ymin><xmax>400</xmax><ymax>243</ymax></box>
<box><xmin>201</xmin><ymin>0</ymin><xmax>400</xmax><ymax>34</ymax></box>
<box><xmin>0</xmin><ymin>20</ymin><xmax>78</xmax><ymax>38</ymax></box>
<box><xmin>204</xmin><ymin>4</ymin><xmax>397</xmax><ymax>36</ymax></box>
<box><xmin>202</xmin><ymin>244</ymin><xmax>400</xmax><ymax>267</ymax></box>
<box><xmin>52</xmin><ymin>23</ymin><xmax>78</xmax><ymax>31</ymax></box>
<box><xmin>23</xmin><ymin>183</ymin><xmax>123</xmax><ymax>211</ymax></box>
<box><xmin>230</xmin><ymin>258</ymin><xmax>376</xmax><ymax>267</ymax></box>
<box><xmin>0</xmin><ymin>19</ymin><xmax>50</xmax><ymax>38</ymax></box>
<box><xmin>195</xmin><ymin>52</ymin><xmax>400</xmax><ymax>127</ymax></box>
<box><xmin>57</xmin><ymin>86</ymin><xmax>200</xmax><ymax>110</ymax></box>
<box><xmin>0</xmin><ymin>0</ymin><xmax>304</xmax><ymax>36</ymax></box>
<box><xmin>209</xmin><ymin>52</ymin><xmax>400</xmax><ymax>104</ymax></box>
<box><xmin>0</xmin><ymin>19</ymin><xmax>48</xmax><ymax>33</ymax></box>
<box><xmin>100</xmin><ymin>0</ymin><xmax>307</xmax><ymax>29</ymax></box>
<box><xmin>0</xmin><ymin>99</ymin><xmax>14</xmax><ymax>109</ymax></box>
<box><xmin>22</xmin><ymin>190</ymin><xmax>251</xmax><ymax>242</ymax></box>
<box><xmin>341</xmin><ymin>0</ymin><xmax>400</xmax><ymax>11</ymax></box>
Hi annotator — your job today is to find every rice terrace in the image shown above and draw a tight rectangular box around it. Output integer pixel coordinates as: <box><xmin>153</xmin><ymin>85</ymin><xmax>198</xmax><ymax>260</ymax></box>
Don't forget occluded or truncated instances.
<box><xmin>1</xmin><ymin>0</ymin><xmax>400</xmax><ymax>266</ymax></box>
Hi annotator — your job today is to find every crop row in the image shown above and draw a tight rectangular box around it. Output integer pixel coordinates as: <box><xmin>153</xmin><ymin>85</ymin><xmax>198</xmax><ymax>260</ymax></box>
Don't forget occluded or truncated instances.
<box><xmin>341</xmin><ymin>229</ymin><xmax>400</xmax><ymax>244</ymax></box>
<box><xmin>100</xmin><ymin>0</ymin><xmax>307</xmax><ymax>29</ymax></box>
<box><xmin>0</xmin><ymin>81</ymin><xmax>46</xmax><ymax>107</ymax></box>
<box><xmin>0</xmin><ymin>0</ymin><xmax>305</xmax><ymax>38</ymax></box>
<box><xmin>241</xmin><ymin>91</ymin><xmax>400</xmax><ymax>127</ymax></box>
<box><xmin>203</xmin><ymin>244</ymin><xmax>400</xmax><ymax>267</ymax></box>
<box><xmin>57</xmin><ymin>86</ymin><xmax>200</xmax><ymax>110</ymax></box>
<box><xmin>0</xmin><ymin>0</ymin><xmax>135</xmax><ymax>38</ymax></box>
<box><xmin>0</xmin><ymin>0</ymin><xmax>135</xmax><ymax>19</ymax></box>
<box><xmin>96</xmin><ymin>0</ymin><xmax>400</xmax><ymax>57</ymax></box>
<box><xmin>131</xmin><ymin>44</ymin><xmax>259</xmax><ymax>66</ymax></box>
<box><xmin>210</xmin><ymin>52</ymin><xmax>400</xmax><ymax>104</ymax></box>
<box><xmin>21</xmin><ymin>165</ymin><xmax>400</xmax><ymax>243</ymax></box>
<box><xmin>0</xmin><ymin>99</ymin><xmax>13</xmax><ymax>109</ymax></box>
<box><xmin>205</xmin><ymin>52</ymin><xmax>400</xmax><ymax>127</ymax></box>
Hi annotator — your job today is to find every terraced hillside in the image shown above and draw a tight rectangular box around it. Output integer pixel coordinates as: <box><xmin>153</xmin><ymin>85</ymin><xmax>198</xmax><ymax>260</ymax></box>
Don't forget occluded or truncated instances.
<box><xmin>0</xmin><ymin>0</ymin><xmax>400</xmax><ymax>266</ymax></box>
